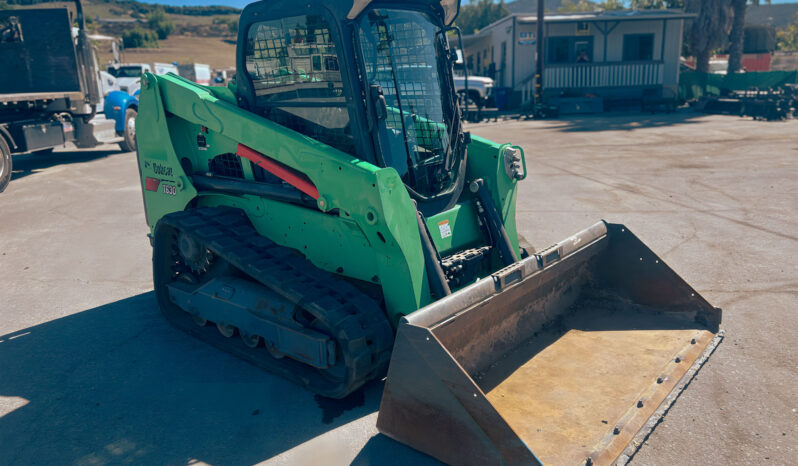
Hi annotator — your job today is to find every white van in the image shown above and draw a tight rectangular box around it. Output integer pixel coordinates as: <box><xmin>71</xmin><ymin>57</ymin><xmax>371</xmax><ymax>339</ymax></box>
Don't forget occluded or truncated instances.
<box><xmin>153</xmin><ymin>62</ymin><xmax>179</xmax><ymax>76</ymax></box>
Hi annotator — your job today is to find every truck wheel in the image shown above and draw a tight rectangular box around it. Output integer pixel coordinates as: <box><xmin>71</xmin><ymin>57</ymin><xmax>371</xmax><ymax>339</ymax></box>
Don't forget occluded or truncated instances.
<box><xmin>0</xmin><ymin>137</ymin><xmax>11</xmax><ymax>193</ymax></box>
<box><xmin>119</xmin><ymin>108</ymin><xmax>137</xmax><ymax>153</ymax></box>
<box><xmin>458</xmin><ymin>90</ymin><xmax>477</xmax><ymax>108</ymax></box>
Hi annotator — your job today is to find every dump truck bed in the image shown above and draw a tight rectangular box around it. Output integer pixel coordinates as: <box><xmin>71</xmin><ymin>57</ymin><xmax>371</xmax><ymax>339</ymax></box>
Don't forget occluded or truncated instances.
<box><xmin>0</xmin><ymin>9</ymin><xmax>83</xmax><ymax>96</ymax></box>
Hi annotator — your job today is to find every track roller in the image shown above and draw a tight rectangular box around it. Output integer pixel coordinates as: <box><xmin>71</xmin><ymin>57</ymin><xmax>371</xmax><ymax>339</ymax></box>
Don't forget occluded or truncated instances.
<box><xmin>216</xmin><ymin>322</ymin><xmax>236</xmax><ymax>338</ymax></box>
<box><xmin>240</xmin><ymin>331</ymin><xmax>261</xmax><ymax>348</ymax></box>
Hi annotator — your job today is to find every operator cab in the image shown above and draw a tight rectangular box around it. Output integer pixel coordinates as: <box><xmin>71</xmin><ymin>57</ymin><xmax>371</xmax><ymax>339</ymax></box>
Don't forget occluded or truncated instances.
<box><xmin>236</xmin><ymin>0</ymin><xmax>465</xmax><ymax>215</ymax></box>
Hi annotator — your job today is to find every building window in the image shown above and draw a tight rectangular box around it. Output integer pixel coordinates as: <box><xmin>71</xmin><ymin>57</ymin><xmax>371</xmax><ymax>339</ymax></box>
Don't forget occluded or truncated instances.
<box><xmin>547</xmin><ymin>36</ymin><xmax>593</xmax><ymax>63</ymax></box>
<box><xmin>576</xmin><ymin>21</ymin><xmax>589</xmax><ymax>36</ymax></box>
<box><xmin>623</xmin><ymin>34</ymin><xmax>654</xmax><ymax>61</ymax></box>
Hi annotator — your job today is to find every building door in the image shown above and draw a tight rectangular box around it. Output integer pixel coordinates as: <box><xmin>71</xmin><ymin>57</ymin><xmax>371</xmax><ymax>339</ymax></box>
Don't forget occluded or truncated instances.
<box><xmin>574</xmin><ymin>40</ymin><xmax>592</xmax><ymax>63</ymax></box>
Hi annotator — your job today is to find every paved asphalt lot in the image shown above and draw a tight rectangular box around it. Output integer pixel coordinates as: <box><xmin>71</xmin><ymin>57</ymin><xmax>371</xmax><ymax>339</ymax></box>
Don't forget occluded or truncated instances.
<box><xmin>0</xmin><ymin>111</ymin><xmax>796</xmax><ymax>465</ymax></box>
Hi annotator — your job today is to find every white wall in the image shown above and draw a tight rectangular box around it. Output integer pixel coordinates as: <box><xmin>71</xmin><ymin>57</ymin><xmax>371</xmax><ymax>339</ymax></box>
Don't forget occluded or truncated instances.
<box><xmin>663</xmin><ymin>19</ymin><xmax>684</xmax><ymax>88</ymax></box>
<box><xmin>489</xmin><ymin>19</ymin><xmax>515</xmax><ymax>88</ymax></box>
<box><xmin>463</xmin><ymin>35</ymin><xmax>493</xmax><ymax>75</ymax></box>
<box><xmin>513</xmin><ymin>22</ymin><xmax>537</xmax><ymax>88</ymax></box>
<box><xmin>463</xmin><ymin>16</ymin><xmax>515</xmax><ymax>87</ymax></box>
<box><xmin>605</xmin><ymin>19</ymin><xmax>683</xmax><ymax>87</ymax></box>
<box><xmin>602</xmin><ymin>20</ymin><xmax>664</xmax><ymax>61</ymax></box>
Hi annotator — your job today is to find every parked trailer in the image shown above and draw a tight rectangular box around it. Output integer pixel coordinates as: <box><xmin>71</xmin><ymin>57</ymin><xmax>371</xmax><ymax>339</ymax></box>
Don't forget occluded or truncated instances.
<box><xmin>0</xmin><ymin>0</ymin><xmax>137</xmax><ymax>193</ymax></box>
<box><xmin>154</xmin><ymin>62</ymin><xmax>179</xmax><ymax>76</ymax></box>
<box><xmin>177</xmin><ymin>63</ymin><xmax>212</xmax><ymax>86</ymax></box>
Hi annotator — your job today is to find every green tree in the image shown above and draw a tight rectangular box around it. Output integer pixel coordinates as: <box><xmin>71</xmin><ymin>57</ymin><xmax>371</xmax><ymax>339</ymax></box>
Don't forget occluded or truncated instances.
<box><xmin>631</xmin><ymin>0</ymin><xmax>665</xmax><ymax>7</ymax></box>
<box><xmin>628</xmin><ymin>0</ymin><xmax>685</xmax><ymax>8</ymax></box>
<box><xmin>122</xmin><ymin>28</ymin><xmax>159</xmax><ymax>48</ymax></box>
<box><xmin>147</xmin><ymin>7</ymin><xmax>174</xmax><ymax>40</ymax></box>
<box><xmin>0</xmin><ymin>2</ymin><xmax>9</xmax><ymax>10</ymax></box>
<box><xmin>558</xmin><ymin>0</ymin><xmax>598</xmax><ymax>12</ymax></box>
<box><xmin>600</xmin><ymin>0</ymin><xmax>626</xmax><ymax>10</ymax></box>
<box><xmin>455</xmin><ymin>0</ymin><xmax>509</xmax><ymax>35</ymax></box>
<box><xmin>684</xmin><ymin>0</ymin><xmax>733</xmax><ymax>73</ymax></box>
<box><xmin>776</xmin><ymin>13</ymin><xmax>798</xmax><ymax>51</ymax></box>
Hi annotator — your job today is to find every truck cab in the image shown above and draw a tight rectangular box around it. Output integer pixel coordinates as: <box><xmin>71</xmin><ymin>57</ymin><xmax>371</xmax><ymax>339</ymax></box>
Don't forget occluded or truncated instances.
<box><xmin>108</xmin><ymin>63</ymin><xmax>152</xmax><ymax>95</ymax></box>
<box><xmin>452</xmin><ymin>48</ymin><xmax>494</xmax><ymax>109</ymax></box>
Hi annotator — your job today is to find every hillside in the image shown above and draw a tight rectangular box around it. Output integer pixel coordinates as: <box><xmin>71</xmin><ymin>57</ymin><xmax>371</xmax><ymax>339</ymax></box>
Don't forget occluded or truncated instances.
<box><xmin>113</xmin><ymin>36</ymin><xmax>236</xmax><ymax>69</ymax></box>
<box><xmin>7</xmin><ymin>0</ymin><xmax>241</xmax><ymax>68</ymax></box>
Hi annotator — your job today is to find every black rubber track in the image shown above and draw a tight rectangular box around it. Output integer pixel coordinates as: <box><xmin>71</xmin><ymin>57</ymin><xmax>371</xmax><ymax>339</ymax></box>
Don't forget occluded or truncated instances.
<box><xmin>152</xmin><ymin>207</ymin><xmax>394</xmax><ymax>398</ymax></box>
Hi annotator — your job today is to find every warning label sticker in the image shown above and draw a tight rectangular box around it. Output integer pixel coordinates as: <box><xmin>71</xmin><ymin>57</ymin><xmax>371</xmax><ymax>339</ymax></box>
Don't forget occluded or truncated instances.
<box><xmin>438</xmin><ymin>220</ymin><xmax>452</xmax><ymax>239</ymax></box>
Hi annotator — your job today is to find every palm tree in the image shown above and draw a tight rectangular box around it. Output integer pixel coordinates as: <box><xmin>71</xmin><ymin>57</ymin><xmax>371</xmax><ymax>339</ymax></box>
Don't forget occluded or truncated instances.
<box><xmin>727</xmin><ymin>0</ymin><xmax>770</xmax><ymax>74</ymax></box>
<box><xmin>685</xmin><ymin>0</ymin><xmax>733</xmax><ymax>73</ymax></box>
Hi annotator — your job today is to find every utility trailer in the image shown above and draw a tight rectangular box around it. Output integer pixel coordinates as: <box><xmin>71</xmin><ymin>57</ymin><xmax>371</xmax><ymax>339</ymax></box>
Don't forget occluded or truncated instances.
<box><xmin>0</xmin><ymin>1</ymin><xmax>138</xmax><ymax>193</ymax></box>
<box><xmin>154</xmin><ymin>62</ymin><xmax>179</xmax><ymax>76</ymax></box>
<box><xmin>177</xmin><ymin>63</ymin><xmax>212</xmax><ymax>86</ymax></box>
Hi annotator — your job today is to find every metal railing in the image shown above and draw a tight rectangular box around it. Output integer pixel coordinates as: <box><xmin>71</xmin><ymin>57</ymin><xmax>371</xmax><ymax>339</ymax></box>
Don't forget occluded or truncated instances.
<box><xmin>544</xmin><ymin>61</ymin><xmax>664</xmax><ymax>90</ymax></box>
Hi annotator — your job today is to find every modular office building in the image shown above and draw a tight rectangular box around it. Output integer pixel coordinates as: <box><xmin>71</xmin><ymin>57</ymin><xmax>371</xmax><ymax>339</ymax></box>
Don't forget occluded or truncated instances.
<box><xmin>462</xmin><ymin>9</ymin><xmax>694</xmax><ymax>108</ymax></box>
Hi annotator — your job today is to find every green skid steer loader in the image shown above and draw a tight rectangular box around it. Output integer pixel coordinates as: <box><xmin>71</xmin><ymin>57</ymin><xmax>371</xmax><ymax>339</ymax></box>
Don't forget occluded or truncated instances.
<box><xmin>135</xmin><ymin>1</ymin><xmax>722</xmax><ymax>464</ymax></box>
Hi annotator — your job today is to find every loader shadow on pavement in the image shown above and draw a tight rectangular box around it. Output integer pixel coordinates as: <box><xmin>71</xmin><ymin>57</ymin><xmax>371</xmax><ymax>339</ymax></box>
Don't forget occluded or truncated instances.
<box><xmin>544</xmin><ymin>110</ymin><xmax>705</xmax><ymax>133</ymax></box>
<box><xmin>0</xmin><ymin>292</ymin><xmax>426</xmax><ymax>465</ymax></box>
<box><xmin>10</xmin><ymin>148</ymin><xmax>126</xmax><ymax>183</ymax></box>
<box><xmin>350</xmin><ymin>434</ymin><xmax>433</xmax><ymax>465</ymax></box>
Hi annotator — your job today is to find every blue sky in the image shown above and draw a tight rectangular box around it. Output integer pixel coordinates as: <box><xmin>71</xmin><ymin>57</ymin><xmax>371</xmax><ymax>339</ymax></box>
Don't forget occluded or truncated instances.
<box><xmin>134</xmin><ymin>0</ymin><xmax>797</xmax><ymax>9</ymax></box>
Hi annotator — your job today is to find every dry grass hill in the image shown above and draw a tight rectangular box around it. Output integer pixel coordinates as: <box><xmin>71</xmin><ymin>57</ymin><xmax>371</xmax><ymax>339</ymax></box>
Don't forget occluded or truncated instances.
<box><xmin>8</xmin><ymin>0</ymin><xmax>240</xmax><ymax>68</ymax></box>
